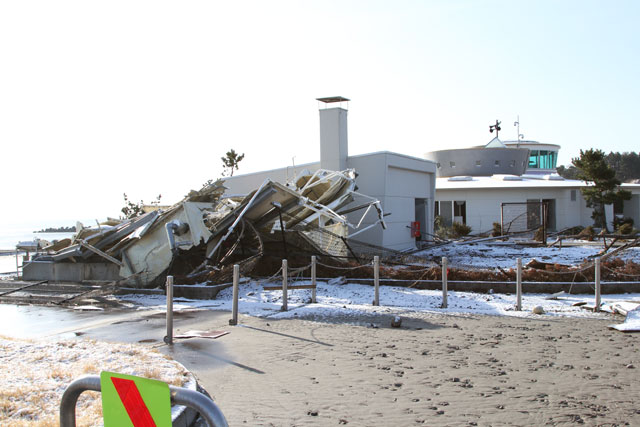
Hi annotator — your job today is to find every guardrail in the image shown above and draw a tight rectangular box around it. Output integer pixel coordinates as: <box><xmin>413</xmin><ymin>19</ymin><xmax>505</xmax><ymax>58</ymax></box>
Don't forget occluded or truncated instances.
<box><xmin>60</xmin><ymin>375</ymin><xmax>228</xmax><ymax>427</ymax></box>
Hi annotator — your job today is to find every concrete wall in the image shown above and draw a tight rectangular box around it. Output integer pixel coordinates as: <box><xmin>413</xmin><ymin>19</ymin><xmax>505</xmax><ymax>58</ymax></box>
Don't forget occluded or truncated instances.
<box><xmin>23</xmin><ymin>261</ymin><xmax>120</xmax><ymax>282</ymax></box>
<box><xmin>424</xmin><ymin>147</ymin><xmax>529</xmax><ymax>177</ymax></box>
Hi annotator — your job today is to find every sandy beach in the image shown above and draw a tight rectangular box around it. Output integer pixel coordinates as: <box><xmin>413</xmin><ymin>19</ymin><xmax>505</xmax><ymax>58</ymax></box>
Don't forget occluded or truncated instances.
<box><xmin>145</xmin><ymin>309</ymin><xmax>640</xmax><ymax>426</ymax></box>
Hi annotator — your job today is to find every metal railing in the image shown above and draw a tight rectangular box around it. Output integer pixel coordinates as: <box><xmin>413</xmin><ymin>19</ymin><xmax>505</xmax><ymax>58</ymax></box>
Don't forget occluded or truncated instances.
<box><xmin>60</xmin><ymin>375</ymin><xmax>228</xmax><ymax>427</ymax></box>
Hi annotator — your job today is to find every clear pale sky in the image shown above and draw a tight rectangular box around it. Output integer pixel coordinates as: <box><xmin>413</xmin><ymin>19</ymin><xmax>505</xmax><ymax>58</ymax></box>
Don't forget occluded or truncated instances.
<box><xmin>1</xmin><ymin>1</ymin><xmax>638</xmax><ymax>228</ymax></box>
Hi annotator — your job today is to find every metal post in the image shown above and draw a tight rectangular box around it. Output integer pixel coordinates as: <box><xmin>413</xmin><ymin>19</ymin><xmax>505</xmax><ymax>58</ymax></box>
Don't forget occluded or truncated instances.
<box><xmin>516</xmin><ymin>258</ymin><xmax>522</xmax><ymax>311</ymax></box>
<box><xmin>595</xmin><ymin>258</ymin><xmax>601</xmax><ymax>312</ymax></box>
<box><xmin>373</xmin><ymin>255</ymin><xmax>380</xmax><ymax>306</ymax></box>
<box><xmin>441</xmin><ymin>257</ymin><xmax>448</xmax><ymax>308</ymax></box>
<box><xmin>60</xmin><ymin>375</ymin><xmax>229</xmax><ymax>427</ymax></box>
<box><xmin>311</xmin><ymin>256</ymin><xmax>317</xmax><ymax>303</ymax></box>
<box><xmin>60</xmin><ymin>375</ymin><xmax>102</xmax><ymax>427</ymax></box>
<box><xmin>230</xmin><ymin>264</ymin><xmax>239</xmax><ymax>325</ymax></box>
<box><xmin>282</xmin><ymin>259</ymin><xmax>288</xmax><ymax>311</ymax></box>
<box><xmin>164</xmin><ymin>275</ymin><xmax>174</xmax><ymax>345</ymax></box>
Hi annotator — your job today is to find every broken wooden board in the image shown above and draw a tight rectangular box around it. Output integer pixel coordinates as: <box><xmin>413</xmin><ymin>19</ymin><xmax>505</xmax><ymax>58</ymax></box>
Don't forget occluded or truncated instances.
<box><xmin>174</xmin><ymin>330</ymin><xmax>229</xmax><ymax>339</ymax></box>
<box><xmin>545</xmin><ymin>291</ymin><xmax>566</xmax><ymax>300</ymax></box>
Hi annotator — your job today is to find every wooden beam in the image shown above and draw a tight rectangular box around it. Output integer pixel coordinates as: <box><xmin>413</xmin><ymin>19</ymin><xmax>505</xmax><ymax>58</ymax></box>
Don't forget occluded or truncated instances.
<box><xmin>79</xmin><ymin>241</ymin><xmax>124</xmax><ymax>267</ymax></box>
<box><xmin>0</xmin><ymin>280</ymin><xmax>48</xmax><ymax>297</ymax></box>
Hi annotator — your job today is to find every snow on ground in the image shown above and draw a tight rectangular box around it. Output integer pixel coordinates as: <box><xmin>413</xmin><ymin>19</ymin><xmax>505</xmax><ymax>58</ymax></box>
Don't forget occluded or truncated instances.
<box><xmin>0</xmin><ymin>337</ymin><xmax>192</xmax><ymax>426</ymax></box>
<box><xmin>416</xmin><ymin>241</ymin><xmax>640</xmax><ymax>269</ymax></box>
<box><xmin>119</xmin><ymin>279</ymin><xmax>640</xmax><ymax>322</ymax></box>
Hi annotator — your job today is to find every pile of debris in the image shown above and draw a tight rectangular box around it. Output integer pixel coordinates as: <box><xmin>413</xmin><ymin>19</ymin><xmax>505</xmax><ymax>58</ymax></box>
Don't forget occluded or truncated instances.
<box><xmin>24</xmin><ymin>169</ymin><xmax>386</xmax><ymax>288</ymax></box>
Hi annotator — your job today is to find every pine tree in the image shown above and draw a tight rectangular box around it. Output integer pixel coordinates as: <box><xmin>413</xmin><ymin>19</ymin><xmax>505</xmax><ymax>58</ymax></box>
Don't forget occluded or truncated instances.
<box><xmin>572</xmin><ymin>149</ymin><xmax>631</xmax><ymax>231</ymax></box>
<box><xmin>221</xmin><ymin>149</ymin><xmax>245</xmax><ymax>177</ymax></box>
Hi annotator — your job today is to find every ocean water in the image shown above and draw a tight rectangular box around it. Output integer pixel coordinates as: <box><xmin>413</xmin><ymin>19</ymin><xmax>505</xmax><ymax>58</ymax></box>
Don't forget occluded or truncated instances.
<box><xmin>0</xmin><ymin>225</ymin><xmax>75</xmax><ymax>274</ymax></box>
<box><xmin>0</xmin><ymin>227</ymin><xmax>75</xmax><ymax>251</ymax></box>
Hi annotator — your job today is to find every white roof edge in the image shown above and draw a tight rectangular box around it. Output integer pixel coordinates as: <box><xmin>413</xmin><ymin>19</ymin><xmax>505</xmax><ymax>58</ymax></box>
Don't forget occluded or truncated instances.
<box><xmin>348</xmin><ymin>150</ymin><xmax>436</xmax><ymax>164</ymax></box>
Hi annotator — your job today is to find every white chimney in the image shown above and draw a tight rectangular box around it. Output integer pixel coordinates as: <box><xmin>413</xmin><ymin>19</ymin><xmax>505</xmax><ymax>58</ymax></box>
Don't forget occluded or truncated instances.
<box><xmin>317</xmin><ymin>96</ymin><xmax>349</xmax><ymax>171</ymax></box>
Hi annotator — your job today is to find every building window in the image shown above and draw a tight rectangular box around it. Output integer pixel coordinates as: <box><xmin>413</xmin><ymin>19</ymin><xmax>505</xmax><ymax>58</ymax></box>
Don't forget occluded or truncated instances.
<box><xmin>528</xmin><ymin>150</ymin><xmax>558</xmax><ymax>170</ymax></box>
<box><xmin>509</xmin><ymin>160</ymin><xmax>515</xmax><ymax>167</ymax></box>
<box><xmin>450</xmin><ymin>161</ymin><xmax>456</xmax><ymax>168</ymax></box>
<box><xmin>570</xmin><ymin>190</ymin><xmax>576</xmax><ymax>201</ymax></box>
<box><xmin>476</xmin><ymin>160</ymin><xmax>482</xmax><ymax>167</ymax></box>
<box><xmin>454</xmin><ymin>201</ymin><xmax>466</xmax><ymax>224</ymax></box>
<box><xmin>528</xmin><ymin>150</ymin><xmax>539</xmax><ymax>168</ymax></box>
<box><xmin>436</xmin><ymin>162</ymin><xmax>441</xmax><ymax>169</ymax></box>
<box><xmin>494</xmin><ymin>160</ymin><xmax>500</xmax><ymax>167</ymax></box>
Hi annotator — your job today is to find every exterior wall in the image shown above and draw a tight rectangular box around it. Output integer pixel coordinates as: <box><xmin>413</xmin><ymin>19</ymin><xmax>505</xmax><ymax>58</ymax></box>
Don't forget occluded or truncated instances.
<box><xmin>348</xmin><ymin>152</ymin><xmax>436</xmax><ymax>250</ymax></box>
<box><xmin>424</xmin><ymin>147</ymin><xmax>529</xmax><ymax>177</ymax></box>
<box><xmin>435</xmin><ymin>186</ymin><xmax>587</xmax><ymax>234</ymax></box>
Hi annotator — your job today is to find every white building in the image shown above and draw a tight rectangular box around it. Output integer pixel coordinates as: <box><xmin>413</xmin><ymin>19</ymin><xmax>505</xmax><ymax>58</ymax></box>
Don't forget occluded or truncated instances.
<box><xmin>426</xmin><ymin>139</ymin><xmax>640</xmax><ymax>233</ymax></box>
<box><xmin>223</xmin><ymin>97</ymin><xmax>437</xmax><ymax>250</ymax></box>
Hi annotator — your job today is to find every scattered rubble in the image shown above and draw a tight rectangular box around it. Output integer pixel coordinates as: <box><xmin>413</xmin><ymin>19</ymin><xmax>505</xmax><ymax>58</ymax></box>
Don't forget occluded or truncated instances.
<box><xmin>24</xmin><ymin>169</ymin><xmax>386</xmax><ymax>288</ymax></box>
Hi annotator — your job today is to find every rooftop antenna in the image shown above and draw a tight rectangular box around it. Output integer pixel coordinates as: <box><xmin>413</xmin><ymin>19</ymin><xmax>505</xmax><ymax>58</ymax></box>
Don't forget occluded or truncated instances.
<box><xmin>513</xmin><ymin>116</ymin><xmax>524</xmax><ymax>146</ymax></box>
<box><xmin>489</xmin><ymin>119</ymin><xmax>502</xmax><ymax>138</ymax></box>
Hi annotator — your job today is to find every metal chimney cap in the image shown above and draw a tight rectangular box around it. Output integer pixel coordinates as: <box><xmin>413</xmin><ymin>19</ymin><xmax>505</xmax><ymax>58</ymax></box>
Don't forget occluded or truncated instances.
<box><xmin>316</xmin><ymin>96</ymin><xmax>350</xmax><ymax>103</ymax></box>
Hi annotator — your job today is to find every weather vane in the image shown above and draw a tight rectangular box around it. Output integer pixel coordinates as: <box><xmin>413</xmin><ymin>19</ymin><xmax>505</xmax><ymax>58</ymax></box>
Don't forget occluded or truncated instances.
<box><xmin>489</xmin><ymin>120</ymin><xmax>501</xmax><ymax>138</ymax></box>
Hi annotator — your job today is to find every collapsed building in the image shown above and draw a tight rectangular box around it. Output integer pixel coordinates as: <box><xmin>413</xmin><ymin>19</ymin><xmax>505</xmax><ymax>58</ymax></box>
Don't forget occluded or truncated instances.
<box><xmin>23</xmin><ymin>169</ymin><xmax>386</xmax><ymax>287</ymax></box>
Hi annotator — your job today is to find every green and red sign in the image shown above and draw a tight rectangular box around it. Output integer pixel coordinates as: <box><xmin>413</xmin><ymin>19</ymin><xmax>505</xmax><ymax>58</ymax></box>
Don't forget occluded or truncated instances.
<box><xmin>100</xmin><ymin>371</ymin><xmax>171</xmax><ymax>427</ymax></box>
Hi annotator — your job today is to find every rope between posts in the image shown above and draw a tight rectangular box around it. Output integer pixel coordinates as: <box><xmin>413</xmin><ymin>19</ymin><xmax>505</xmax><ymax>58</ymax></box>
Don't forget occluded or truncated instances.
<box><xmin>379</xmin><ymin>263</ymin><xmax>437</xmax><ymax>272</ymax></box>
<box><xmin>287</xmin><ymin>263</ymin><xmax>312</xmax><ymax>275</ymax></box>
<box><xmin>407</xmin><ymin>269</ymin><xmax>432</xmax><ymax>288</ymax></box>
<box><xmin>522</xmin><ymin>261</ymin><xmax>597</xmax><ymax>276</ymax></box>
<box><xmin>263</xmin><ymin>267</ymin><xmax>283</xmax><ymax>283</ymax></box>
<box><xmin>446</xmin><ymin>263</ymin><xmax>502</xmax><ymax>271</ymax></box>
<box><xmin>601</xmin><ymin>264</ymin><xmax>640</xmax><ymax>278</ymax></box>
<box><xmin>379</xmin><ymin>259</ymin><xmax>440</xmax><ymax>268</ymax></box>
<box><xmin>315</xmin><ymin>260</ymin><xmax>371</xmax><ymax>270</ymax></box>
